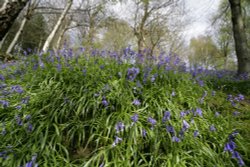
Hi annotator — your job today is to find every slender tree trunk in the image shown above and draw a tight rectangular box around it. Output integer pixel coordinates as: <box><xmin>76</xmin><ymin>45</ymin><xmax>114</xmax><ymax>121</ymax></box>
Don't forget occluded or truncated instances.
<box><xmin>0</xmin><ymin>0</ymin><xmax>29</xmax><ymax>41</ymax></box>
<box><xmin>6</xmin><ymin>15</ymin><xmax>28</xmax><ymax>55</ymax></box>
<box><xmin>0</xmin><ymin>31</ymin><xmax>8</xmax><ymax>50</ymax></box>
<box><xmin>42</xmin><ymin>0</ymin><xmax>73</xmax><ymax>53</ymax></box>
<box><xmin>229</xmin><ymin>0</ymin><xmax>250</xmax><ymax>75</ymax></box>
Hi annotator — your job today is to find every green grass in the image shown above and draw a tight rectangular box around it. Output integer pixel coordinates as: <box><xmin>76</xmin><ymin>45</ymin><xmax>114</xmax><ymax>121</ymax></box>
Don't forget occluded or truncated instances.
<box><xmin>0</xmin><ymin>52</ymin><xmax>249</xmax><ymax>167</ymax></box>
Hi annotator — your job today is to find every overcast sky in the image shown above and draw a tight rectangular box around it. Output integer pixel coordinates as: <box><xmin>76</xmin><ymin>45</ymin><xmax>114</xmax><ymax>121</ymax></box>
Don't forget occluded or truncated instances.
<box><xmin>184</xmin><ymin>0</ymin><xmax>221</xmax><ymax>41</ymax></box>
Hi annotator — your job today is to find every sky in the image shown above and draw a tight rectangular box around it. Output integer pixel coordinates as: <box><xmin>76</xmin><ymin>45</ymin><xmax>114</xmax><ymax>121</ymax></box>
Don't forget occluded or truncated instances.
<box><xmin>184</xmin><ymin>0</ymin><xmax>221</xmax><ymax>41</ymax></box>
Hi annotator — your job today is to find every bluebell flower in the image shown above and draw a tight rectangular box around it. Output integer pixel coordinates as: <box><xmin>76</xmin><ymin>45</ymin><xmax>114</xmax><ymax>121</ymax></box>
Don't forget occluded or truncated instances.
<box><xmin>166</xmin><ymin>125</ymin><xmax>175</xmax><ymax>134</ymax></box>
<box><xmin>0</xmin><ymin>100</ymin><xmax>9</xmax><ymax>108</ymax></box>
<box><xmin>22</xmin><ymin>96</ymin><xmax>30</xmax><ymax>104</ymax></box>
<box><xmin>25</xmin><ymin>115</ymin><xmax>31</xmax><ymax>121</ymax></box>
<box><xmin>112</xmin><ymin>136</ymin><xmax>122</xmax><ymax>147</ymax></box>
<box><xmin>148</xmin><ymin>117</ymin><xmax>157</xmax><ymax>126</ymax></box>
<box><xmin>209</xmin><ymin>125</ymin><xmax>216</xmax><ymax>132</ymax></box>
<box><xmin>171</xmin><ymin>91</ymin><xmax>176</xmax><ymax>97</ymax></box>
<box><xmin>182</xmin><ymin>120</ymin><xmax>190</xmax><ymax>131</ymax></box>
<box><xmin>131</xmin><ymin>114</ymin><xmax>138</xmax><ymax>123</ymax></box>
<box><xmin>115</xmin><ymin>122</ymin><xmax>125</xmax><ymax>133</ymax></box>
<box><xmin>127</xmin><ymin>67</ymin><xmax>140</xmax><ymax>81</ymax></box>
<box><xmin>172</xmin><ymin>136</ymin><xmax>181</xmax><ymax>142</ymax></box>
<box><xmin>142</xmin><ymin>129</ymin><xmax>147</xmax><ymax>137</ymax></box>
<box><xmin>194</xmin><ymin>130</ymin><xmax>199</xmax><ymax>137</ymax></box>
<box><xmin>237</xmin><ymin>94</ymin><xmax>244</xmax><ymax>101</ymax></box>
<box><xmin>227</xmin><ymin>95</ymin><xmax>233</xmax><ymax>101</ymax></box>
<box><xmin>0</xmin><ymin>74</ymin><xmax>4</xmax><ymax>81</ymax></box>
<box><xmin>162</xmin><ymin>111</ymin><xmax>171</xmax><ymax>122</ymax></box>
<box><xmin>99</xmin><ymin>162</ymin><xmax>105</xmax><ymax>167</ymax></box>
<box><xmin>233</xmin><ymin>111</ymin><xmax>240</xmax><ymax>116</ymax></box>
<box><xmin>224</xmin><ymin>140</ymin><xmax>236</xmax><ymax>152</ymax></box>
<box><xmin>132</xmin><ymin>99</ymin><xmax>141</xmax><ymax>106</ymax></box>
<box><xmin>57</xmin><ymin>64</ymin><xmax>62</xmax><ymax>72</ymax></box>
<box><xmin>232</xmin><ymin>151</ymin><xmax>245</xmax><ymax>166</ymax></box>
<box><xmin>27</xmin><ymin>123</ymin><xmax>33</xmax><ymax>132</ymax></box>
<box><xmin>180</xmin><ymin>111</ymin><xmax>186</xmax><ymax>118</ymax></box>
<box><xmin>195</xmin><ymin>108</ymin><xmax>202</xmax><ymax>117</ymax></box>
<box><xmin>15</xmin><ymin>105</ymin><xmax>22</xmax><ymax>110</ymax></box>
<box><xmin>15</xmin><ymin>115</ymin><xmax>23</xmax><ymax>126</ymax></box>
<box><xmin>102</xmin><ymin>99</ymin><xmax>109</xmax><ymax>107</ymax></box>
<box><xmin>215</xmin><ymin>112</ymin><xmax>220</xmax><ymax>117</ymax></box>
<box><xmin>11</xmin><ymin>85</ymin><xmax>24</xmax><ymax>94</ymax></box>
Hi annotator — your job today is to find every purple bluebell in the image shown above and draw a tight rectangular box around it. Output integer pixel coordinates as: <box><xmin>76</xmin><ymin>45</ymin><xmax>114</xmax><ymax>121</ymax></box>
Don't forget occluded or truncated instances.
<box><xmin>148</xmin><ymin>117</ymin><xmax>157</xmax><ymax>126</ymax></box>
<box><xmin>132</xmin><ymin>99</ymin><xmax>141</xmax><ymax>106</ymax></box>
<box><xmin>56</xmin><ymin>64</ymin><xmax>62</xmax><ymax>72</ymax></box>
<box><xmin>215</xmin><ymin>112</ymin><xmax>220</xmax><ymax>117</ymax></box>
<box><xmin>224</xmin><ymin>140</ymin><xmax>236</xmax><ymax>152</ymax></box>
<box><xmin>162</xmin><ymin>111</ymin><xmax>171</xmax><ymax>122</ymax></box>
<box><xmin>194</xmin><ymin>130</ymin><xmax>199</xmax><ymax>137</ymax></box>
<box><xmin>233</xmin><ymin>111</ymin><xmax>240</xmax><ymax>116</ymax></box>
<box><xmin>102</xmin><ymin>96</ymin><xmax>109</xmax><ymax>107</ymax></box>
<box><xmin>142</xmin><ymin>129</ymin><xmax>147</xmax><ymax>137</ymax></box>
<box><xmin>27</xmin><ymin>123</ymin><xmax>33</xmax><ymax>132</ymax></box>
<box><xmin>0</xmin><ymin>100</ymin><xmax>9</xmax><ymax>108</ymax></box>
<box><xmin>229</xmin><ymin>131</ymin><xmax>239</xmax><ymax>141</ymax></box>
<box><xmin>182</xmin><ymin>120</ymin><xmax>190</xmax><ymax>131</ymax></box>
<box><xmin>171</xmin><ymin>91</ymin><xmax>176</xmax><ymax>97</ymax></box>
<box><xmin>166</xmin><ymin>125</ymin><xmax>175</xmax><ymax>134</ymax></box>
<box><xmin>0</xmin><ymin>74</ymin><xmax>4</xmax><ymax>81</ymax></box>
<box><xmin>195</xmin><ymin>108</ymin><xmax>202</xmax><ymax>117</ymax></box>
<box><xmin>172</xmin><ymin>136</ymin><xmax>181</xmax><ymax>142</ymax></box>
<box><xmin>15</xmin><ymin>105</ymin><xmax>22</xmax><ymax>110</ymax></box>
<box><xmin>127</xmin><ymin>67</ymin><xmax>140</xmax><ymax>81</ymax></box>
<box><xmin>232</xmin><ymin>151</ymin><xmax>245</xmax><ymax>167</ymax></box>
<box><xmin>15</xmin><ymin>115</ymin><xmax>23</xmax><ymax>126</ymax></box>
<box><xmin>22</xmin><ymin>97</ymin><xmax>30</xmax><ymax>104</ymax></box>
<box><xmin>25</xmin><ymin>115</ymin><xmax>31</xmax><ymax>121</ymax></box>
<box><xmin>227</xmin><ymin>95</ymin><xmax>233</xmax><ymax>101</ymax></box>
<box><xmin>112</xmin><ymin>136</ymin><xmax>122</xmax><ymax>147</ymax></box>
<box><xmin>237</xmin><ymin>94</ymin><xmax>244</xmax><ymax>101</ymax></box>
<box><xmin>99</xmin><ymin>162</ymin><xmax>105</xmax><ymax>167</ymax></box>
<box><xmin>209</xmin><ymin>125</ymin><xmax>216</xmax><ymax>132</ymax></box>
<box><xmin>115</xmin><ymin>122</ymin><xmax>125</xmax><ymax>133</ymax></box>
<box><xmin>131</xmin><ymin>114</ymin><xmax>138</xmax><ymax>123</ymax></box>
<box><xmin>180</xmin><ymin>111</ymin><xmax>186</xmax><ymax>118</ymax></box>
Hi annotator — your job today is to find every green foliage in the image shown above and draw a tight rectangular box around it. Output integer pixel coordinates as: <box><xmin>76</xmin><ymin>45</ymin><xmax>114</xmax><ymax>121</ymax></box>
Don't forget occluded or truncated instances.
<box><xmin>0</xmin><ymin>52</ymin><xmax>249</xmax><ymax>166</ymax></box>
<box><xmin>189</xmin><ymin>35</ymin><xmax>222</xmax><ymax>68</ymax></box>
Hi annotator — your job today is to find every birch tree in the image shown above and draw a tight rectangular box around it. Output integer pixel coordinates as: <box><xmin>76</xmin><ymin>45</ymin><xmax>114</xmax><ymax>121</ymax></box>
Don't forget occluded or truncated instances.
<box><xmin>5</xmin><ymin>0</ymin><xmax>36</xmax><ymax>55</ymax></box>
<box><xmin>42</xmin><ymin>0</ymin><xmax>73</xmax><ymax>53</ymax></box>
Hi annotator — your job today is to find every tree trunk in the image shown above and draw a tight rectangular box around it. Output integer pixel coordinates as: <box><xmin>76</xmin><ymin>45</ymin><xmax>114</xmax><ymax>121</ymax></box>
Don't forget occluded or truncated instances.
<box><xmin>229</xmin><ymin>0</ymin><xmax>250</xmax><ymax>75</ymax></box>
<box><xmin>0</xmin><ymin>0</ymin><xmax>29</xmax><ymax>41</ymax></box>
<box><xmin>42</xmin><ymin>0</ymin><xmax>73</xmax><ymax>53</ymax></box>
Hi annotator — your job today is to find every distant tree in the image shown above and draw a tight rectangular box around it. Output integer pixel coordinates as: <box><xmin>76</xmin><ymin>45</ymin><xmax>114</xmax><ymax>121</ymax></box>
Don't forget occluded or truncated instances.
<box><xmin>189</xmin><ymin>35</ymin><xmax>221</xmax><ymax>69</ymax></box>
<box><xmin>101</xmin><ymin>17</ymin><xmax>134</xmax><ymax>52</ymax></box>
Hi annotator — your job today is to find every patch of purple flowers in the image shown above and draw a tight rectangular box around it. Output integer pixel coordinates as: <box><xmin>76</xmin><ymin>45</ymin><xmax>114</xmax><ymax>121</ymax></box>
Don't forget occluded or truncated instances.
<box><xmin>127</xmin><ymin>67</ymin><xmax>140</xmax><ymax>81</ymax></box>
<box><xmin>115</xmin><ymin>122</ymin><xmax>125</xmax><ymax>133</ymax></box>
<box><xmin>162</xmin><ymin>111</ymin><xmax>171</xmax><ymax>122</ymax></box>
<box><xmin>132</xmin><ymin>99</ymin><xmax>141</xmax><ymax>106</ymax></box>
